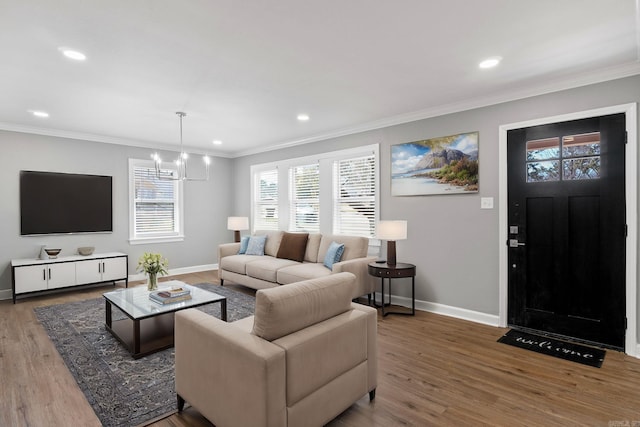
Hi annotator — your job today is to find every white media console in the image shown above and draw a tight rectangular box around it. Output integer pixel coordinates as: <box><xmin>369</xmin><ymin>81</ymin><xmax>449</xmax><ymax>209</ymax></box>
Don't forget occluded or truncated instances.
<box><xmin>11</xmin><ymin>252</ymin><xmax>128</xmax><ymax>303</ymax></box>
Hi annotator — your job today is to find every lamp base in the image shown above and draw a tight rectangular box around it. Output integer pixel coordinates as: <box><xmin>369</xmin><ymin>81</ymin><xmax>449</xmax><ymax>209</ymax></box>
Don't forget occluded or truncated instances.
<box><xmin>233</xmin><ymin>230</ymin><xmax>241</xmax><ymax>243</ymax></box>
<box><xmin>387</xmin><ymin>240</ymin><xmax>397</xmax><ymax>266</ymax></box>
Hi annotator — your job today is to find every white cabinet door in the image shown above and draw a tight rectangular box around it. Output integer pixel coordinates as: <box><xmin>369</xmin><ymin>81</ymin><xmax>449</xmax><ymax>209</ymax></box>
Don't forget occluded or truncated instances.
<box><xmin>14</xmin><ymin>262</ymin><xmax>76</xmax><ymax>292</ymax></box>
<box><xmin>47</xmin><ymin>262</ymin><xmax>76</xmax><ymax>289</ymax></box>
<box><xmin>102</xmin><ymin>257</ymin><xmax>127</xmax><ymax>281</ymax></box>
<box><xmin>75</xmin><ymin>260</ymin><xmax>102</xmax><ymax>285</ymax></box>
<box><xmin>14</xmin><ymin>265</ymin><xmax>48</xmax><ymax>293</ymax></box>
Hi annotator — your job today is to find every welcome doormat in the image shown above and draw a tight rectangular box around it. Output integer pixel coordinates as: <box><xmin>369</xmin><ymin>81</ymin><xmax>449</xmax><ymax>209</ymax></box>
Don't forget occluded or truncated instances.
<box><xmin>497</xmin><ymin>329</ymin><xmax>605</xmax><ymax>368</ymax></box>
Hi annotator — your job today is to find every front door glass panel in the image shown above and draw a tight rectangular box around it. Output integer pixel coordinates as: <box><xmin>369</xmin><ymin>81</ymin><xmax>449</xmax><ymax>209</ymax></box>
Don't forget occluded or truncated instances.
<box><xmin>525</xmin><ymin>132</ymin><xmax>601</xmax><ymax>182</ymax></box>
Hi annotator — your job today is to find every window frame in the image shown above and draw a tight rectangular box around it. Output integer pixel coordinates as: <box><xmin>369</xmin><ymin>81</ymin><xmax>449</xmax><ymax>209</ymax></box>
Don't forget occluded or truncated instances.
<box><xmin>128</xmin><ymin>158</ymin><xmax>184</xmax><ymax>245</ymax></box>
<box><xmin>250</xmin><ymin>144</ymin><xmax>379</xmax><ymax>241</ymax></box>
<box><xmin>332</xmin><ymin>153</ymin><xmax>377</xmax><ymax>238</ymax></box>
<box><xmin>253</xmin><ymin>167</ymin><xmax>280</xmax><ymax>231</ymax></box>
<box><xmin>289</xmin><ymin>163</ymin><xmax>320</xmax><ymax>233</ymax></box>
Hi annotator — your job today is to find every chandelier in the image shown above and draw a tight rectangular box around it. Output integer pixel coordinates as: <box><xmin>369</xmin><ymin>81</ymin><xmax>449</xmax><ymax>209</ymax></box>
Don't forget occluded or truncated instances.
<box><xmin>152</xmin><ymin>112</ymin><xmax>210</xmax><ymax>181</ymax></box>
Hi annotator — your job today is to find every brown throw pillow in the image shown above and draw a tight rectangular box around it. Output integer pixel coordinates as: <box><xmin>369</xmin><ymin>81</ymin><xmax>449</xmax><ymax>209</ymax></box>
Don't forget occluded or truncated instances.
<box><xmin>276</xmin><ymin>232</ymin><xmax>309</xmax><ymax>262</ymax></box>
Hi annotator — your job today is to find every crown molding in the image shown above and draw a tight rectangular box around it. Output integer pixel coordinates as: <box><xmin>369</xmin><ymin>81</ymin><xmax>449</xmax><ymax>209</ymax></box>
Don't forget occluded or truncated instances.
<box><xmin>0</xmin><ymin>122</ymin><xmax>233</xmax><ymax>159</ymax></box>
<box><xmin>232</xmin><ymin>61</ymin><xmax>640</xmax><ymax>158</ymax></box>
<box><xmin>2</xmin><ymin>62</ymin><xmax>639</xmax><ymax>160</ymax></box>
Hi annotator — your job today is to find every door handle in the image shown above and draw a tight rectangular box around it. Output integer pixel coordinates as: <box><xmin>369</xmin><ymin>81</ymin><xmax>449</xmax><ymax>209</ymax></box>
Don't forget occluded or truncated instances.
<box><xmin>509</xmin><ymin>239</ymin><xmax>526</xmax><ymax>247</ymax></box>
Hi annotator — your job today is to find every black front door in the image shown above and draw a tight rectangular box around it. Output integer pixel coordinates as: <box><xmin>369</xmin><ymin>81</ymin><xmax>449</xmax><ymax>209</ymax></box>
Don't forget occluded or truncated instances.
<box><xmin>507</xmin><ymin>114</ymin><xmax>626</xmax><ymax>349</ymax></box>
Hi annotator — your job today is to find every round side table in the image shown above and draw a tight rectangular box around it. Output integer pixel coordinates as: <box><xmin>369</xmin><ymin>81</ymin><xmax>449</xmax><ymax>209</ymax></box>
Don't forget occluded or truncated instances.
<box><xmin>368</xmin><ymin>262</ymin><xmax>416</xmax><ymax>316</ymax></box>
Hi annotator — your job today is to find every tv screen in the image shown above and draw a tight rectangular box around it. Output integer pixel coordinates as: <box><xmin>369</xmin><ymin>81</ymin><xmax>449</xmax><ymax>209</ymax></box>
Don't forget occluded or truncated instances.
<box><xmin>20</xmin><ymin>171</ymin><xmax>113</xmax><ymax>235</ymax></box>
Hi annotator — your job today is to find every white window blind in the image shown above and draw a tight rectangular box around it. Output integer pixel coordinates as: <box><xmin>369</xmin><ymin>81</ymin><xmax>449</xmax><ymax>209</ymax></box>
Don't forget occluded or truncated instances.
<box><xmin>333</xmin><ymin>154</ymin><xmax>376</xmax><ymax>237</ymax></box>
<box><xmin>133</xmin><ymin>166</ymin><xmax>180</xmax><ymax>236</ymax></box>
<box><xmin>254</xmin><ymin>169</ymin><xmax>279</xmax><ymax>230</ymax></box>
<box><xmin>250</xmin><ymin>144</ymin><xmax>378</xmax><ymax>237</ymax></box>
<box><xmin>289</xmin><ymin>163</ymin><xmax>320</xmax><ymax>232</ymax></box>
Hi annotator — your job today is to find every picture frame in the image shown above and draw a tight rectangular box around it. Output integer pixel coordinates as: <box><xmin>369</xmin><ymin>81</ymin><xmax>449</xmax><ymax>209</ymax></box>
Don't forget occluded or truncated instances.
<box><xmin>391</xmin><ymin>131</ymin><xmax>479</xmax><ymax>196</ymax></box>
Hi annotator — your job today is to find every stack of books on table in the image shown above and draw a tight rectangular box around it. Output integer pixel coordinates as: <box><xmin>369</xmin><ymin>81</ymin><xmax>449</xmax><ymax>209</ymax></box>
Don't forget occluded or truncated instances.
<box><xmin>149</xmin><ymin>287</ymin><xmax>192</xmax><ymax>304</ymax></box>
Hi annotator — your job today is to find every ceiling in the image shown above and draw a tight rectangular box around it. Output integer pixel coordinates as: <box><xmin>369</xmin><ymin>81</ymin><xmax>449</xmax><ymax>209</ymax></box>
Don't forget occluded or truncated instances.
<box><xmin>1</xmin><ymin>1</ymin><xmax>639</xmax><ymax>158</ymax></box>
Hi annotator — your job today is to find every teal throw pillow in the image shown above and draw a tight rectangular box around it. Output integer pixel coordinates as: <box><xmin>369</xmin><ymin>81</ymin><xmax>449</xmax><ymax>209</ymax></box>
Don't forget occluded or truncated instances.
<box><xmin>323</xmin><ymin>241</ymin><xmax>345</xmax><ymax>270</ymax></box>
<box><xmin>238</xmin><ymin>236</ymin><xmax>250</xmax><ymax>254</ymax></box>
<box><xmin>245</xmin><ymin>235</ymin><xmax>267</xmax><ymax>256</ymax></box>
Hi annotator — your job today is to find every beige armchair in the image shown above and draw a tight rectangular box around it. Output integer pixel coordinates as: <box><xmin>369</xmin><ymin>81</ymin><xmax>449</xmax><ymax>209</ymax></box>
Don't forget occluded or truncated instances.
<box><xmin>175</xmin><ymin>272</ymin><xmax>377</xmax><ymax>427</ymax></box>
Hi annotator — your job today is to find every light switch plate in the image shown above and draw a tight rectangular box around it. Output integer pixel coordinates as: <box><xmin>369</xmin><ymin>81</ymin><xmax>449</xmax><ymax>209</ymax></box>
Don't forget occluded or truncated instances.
<box><xmin>481</xmin><ymin>197</ymin><xmax>494</xmax><ymax>209</ymax></box>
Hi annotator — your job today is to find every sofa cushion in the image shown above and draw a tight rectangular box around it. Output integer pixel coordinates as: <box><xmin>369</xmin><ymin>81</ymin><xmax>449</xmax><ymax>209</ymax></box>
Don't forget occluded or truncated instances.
<box><xmin>238</xmin><ymin>236</ymin><xmax>250</xmax><ymax>254</ymax></box>
<box><xmin>318</xmin><ymin>234</ymin><xmax>368</xmax><ymax>262</ymax></box>
<box><xmin>245</xmin><ymin>235</ymin><xmax>267</xmax><ymax>255</ymax></box>
<box><xmin>323</xmin><ymin>241</ymin><xmax>345</xmax><ymax>270</ymax></box>
<box><xmin>276</xmin><ymin>232</ymin><xmax>309</xmax><ymax>262</ymax></box>
<box><xmin>254</xmin><ymin>230</ymin><xmax>284</xmax><ymax>257</ymax></box>
<box><xmin>246</xmin><ymin>257</ymin><xmax>300</xmax><ymax>282</ymax></box>
<box><xmin>304</xmin><ymin>233</ymin><xmax>322</xmax><ymax>263</ymax></box>
<box><xmin>220</xmin><ymin>254</ymin><xmax>263</xmax><ymax>275</ymax></box>
<box><xmin>276</xmin><ymin>263</ymin><xmax>332</xmax><ymax>285</ymax></box>
<box><xmin>252</xmin><ymin>272</ymin><xmax>356</xmax><ymax>341</ymax></box>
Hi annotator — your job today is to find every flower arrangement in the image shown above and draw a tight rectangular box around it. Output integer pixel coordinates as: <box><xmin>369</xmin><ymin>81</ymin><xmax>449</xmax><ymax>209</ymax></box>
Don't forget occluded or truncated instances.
<box><xmin>137</xmin><ymin>252</ymin><xmax>168</xmax><ymax>290</ymax></box>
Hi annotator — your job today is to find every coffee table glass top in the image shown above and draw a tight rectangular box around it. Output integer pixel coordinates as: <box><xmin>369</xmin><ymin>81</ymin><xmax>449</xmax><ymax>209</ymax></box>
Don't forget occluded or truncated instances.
<box><xmin>103</xmin><ymin>280</ymin><xmax>224</xmax><ymax>320</ymax></box>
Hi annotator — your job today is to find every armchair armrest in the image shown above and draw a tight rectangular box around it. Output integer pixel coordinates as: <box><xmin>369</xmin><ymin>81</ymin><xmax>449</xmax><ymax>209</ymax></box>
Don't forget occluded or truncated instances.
<box><xmin>332</xmin><ymin>256</ymin><xmax>378</xmax><ymax>299</ymax></box>
<box><xmin>175</xmin><ymin>309</ymin><xmax>286</xmax><ymax>427</ymax></box>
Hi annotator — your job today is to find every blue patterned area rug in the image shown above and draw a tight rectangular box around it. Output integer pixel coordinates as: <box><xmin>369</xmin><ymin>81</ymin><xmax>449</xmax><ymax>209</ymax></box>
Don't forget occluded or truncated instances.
<box><xmin>34</xmin><ymin>284</ymin><xmax>255</xmax><ymax>427</ymax></box>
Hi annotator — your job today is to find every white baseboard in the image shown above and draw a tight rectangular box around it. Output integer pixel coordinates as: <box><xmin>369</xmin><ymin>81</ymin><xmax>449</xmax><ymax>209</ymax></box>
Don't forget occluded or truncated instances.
<box><xmin>0</xmin><ymin>289</ymin><xmax>12</xmax><ymax>301</ymax></box>
<box><xmin>127</xmin><ymin>263</ymin><xmax>218</xmax><ymax>282</ymax></box>
<box><xmin>375</xmin><ymin>292</ymin><xmax>500</xmax><ymax>327</ymax></box>
<box><xmin>0</xmin><ymin>264</ymin><xmax>220</xmax><ymax>301</ymax></box>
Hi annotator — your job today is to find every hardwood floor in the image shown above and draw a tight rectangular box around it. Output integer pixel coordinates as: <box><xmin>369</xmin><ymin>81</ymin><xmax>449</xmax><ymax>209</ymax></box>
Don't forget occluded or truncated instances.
<box><xmin>2</xmin><ymin>270</ymin><xmax>640</xmax><ymax>426</ymax></box>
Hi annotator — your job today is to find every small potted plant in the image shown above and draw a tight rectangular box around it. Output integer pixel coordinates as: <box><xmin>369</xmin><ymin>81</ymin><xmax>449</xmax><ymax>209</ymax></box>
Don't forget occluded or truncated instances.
<box><xmin>137</xmin><ymin>252</ymin><xmax>169</xmax><ymax>291</ymax></box>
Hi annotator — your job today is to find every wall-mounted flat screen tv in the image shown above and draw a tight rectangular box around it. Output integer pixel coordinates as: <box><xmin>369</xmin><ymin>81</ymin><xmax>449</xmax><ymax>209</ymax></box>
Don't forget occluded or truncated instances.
<box><xmin>20</xmin><ymin>170</ymin><xmax>113</xmax><ymax>236</ymax></box>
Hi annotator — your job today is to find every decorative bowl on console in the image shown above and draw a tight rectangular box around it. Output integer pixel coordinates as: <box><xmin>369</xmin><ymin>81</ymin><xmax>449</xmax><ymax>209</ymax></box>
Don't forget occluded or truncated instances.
<box><xmin>44</xmin><ymin>248</ymin><xmax>62</xmax><ymax>259</ymax></box>
<box><xmin>78</xmin><ymin>246</ymin><xmax>95</xmax><ymax>256</ymax></box>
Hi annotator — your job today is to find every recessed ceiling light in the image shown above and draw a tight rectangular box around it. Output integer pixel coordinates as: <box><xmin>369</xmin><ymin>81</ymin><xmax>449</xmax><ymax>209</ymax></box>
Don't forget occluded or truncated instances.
<box><xmin>59</xmin><ymin>48</ymin><xmax>86</xmax><ymax>61</ymax></box>
<box><xmin>479</xmin><ymin>56</ymin><xmax>502</xmax><ymax>69</ymax></box>
<box><xmin>212</xmin><ymin>140</ymin><xmax>222</xmax><ymax>145</ymax></box>
<box><xmin>297</xmin><ymin>114</ymin><xmax>310</xmax><ymax>121</ymax></box>
<box><xmin>29</xmin><ymin>110</ymin><xmax>49</xmax><ymax>118</ymax></box>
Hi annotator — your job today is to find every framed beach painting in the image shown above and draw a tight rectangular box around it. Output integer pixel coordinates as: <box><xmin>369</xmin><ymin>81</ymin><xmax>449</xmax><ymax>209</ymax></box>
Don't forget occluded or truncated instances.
<box><xmin>391</xmin><ymin>131</ymin><xmax>479</xmax><ymax>196</ymax></box>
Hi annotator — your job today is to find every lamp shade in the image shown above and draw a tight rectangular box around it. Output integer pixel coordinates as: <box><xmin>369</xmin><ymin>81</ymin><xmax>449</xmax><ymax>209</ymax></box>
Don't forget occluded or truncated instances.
<box><xmin>376</xmin><ymin>220</ymin><xmax>407</xmax><ymax>241</ymax></box>
<box><xmin>227</xmin><ymin>216</ymin><xmax>249</xmax><ymax>231</ymax></box>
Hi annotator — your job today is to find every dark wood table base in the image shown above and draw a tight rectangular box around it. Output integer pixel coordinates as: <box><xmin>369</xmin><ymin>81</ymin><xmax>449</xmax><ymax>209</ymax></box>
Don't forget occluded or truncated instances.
<box><xmin>105</xmin><ymin>298</ymin><xmax>227</xmax><ymax>359</ymax></box>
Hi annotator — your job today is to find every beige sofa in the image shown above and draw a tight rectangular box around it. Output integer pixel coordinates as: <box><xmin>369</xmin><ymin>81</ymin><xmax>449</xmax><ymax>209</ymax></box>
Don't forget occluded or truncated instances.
<box><xmin>175</xmin><ymin>272</ymin><xmax>377</xmax><ymax>427</ymax></box>
<box><xmin>218</xmin><ymin>230</ymin><xmax>378</xmax><ymax>300</ymax></box>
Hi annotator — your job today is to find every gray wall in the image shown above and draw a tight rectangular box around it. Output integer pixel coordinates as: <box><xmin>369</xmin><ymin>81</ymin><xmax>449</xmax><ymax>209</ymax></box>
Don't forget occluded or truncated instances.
<box><xmin>231</xmin><ymin>75</ymin><xmax>640</xmax><ymax>318</ymax></box>
<box><xmin>2</xmin><ymin>75</ymin><xmax>639</xmax><ymax>328</ymax></box>
<box><xmin>0</xmin><ymin>130</ymin><xmax>234</xmax><ymax>296</ymax></box>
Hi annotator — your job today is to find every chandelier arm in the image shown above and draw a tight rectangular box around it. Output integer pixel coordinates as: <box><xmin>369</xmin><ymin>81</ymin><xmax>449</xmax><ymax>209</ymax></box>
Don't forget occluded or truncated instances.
<box><xmin>152</xmin><ymin>111</ymin><xmax>210</xmax><ymax>182</ymax></box>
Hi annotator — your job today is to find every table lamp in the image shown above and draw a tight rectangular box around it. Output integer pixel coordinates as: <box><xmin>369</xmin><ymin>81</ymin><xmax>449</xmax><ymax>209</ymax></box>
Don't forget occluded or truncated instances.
<box><xmin>227</xmin><ymin>216</ymin><xmax>249</xmax><ymax>243</ymax></box>
<box><xmin>376</xmin><ymin>220</ymin><xmax>407</xmax><ymax>266</ymax></box>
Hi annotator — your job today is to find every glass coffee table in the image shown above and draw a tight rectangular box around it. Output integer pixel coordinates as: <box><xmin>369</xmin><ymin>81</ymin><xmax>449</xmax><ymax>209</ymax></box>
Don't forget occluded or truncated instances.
<box><xmin>103</xmin><ymin>280</ymin><xmax>226</xmax><ymax>359</ymax></box>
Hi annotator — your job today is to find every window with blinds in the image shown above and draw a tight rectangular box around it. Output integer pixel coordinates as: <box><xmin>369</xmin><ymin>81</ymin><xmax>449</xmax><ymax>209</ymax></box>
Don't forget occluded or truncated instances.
<box><xmin>333</xmin><ymin>154</ymin><xmax>376</xmax><ymax>237</ymax></box>
<box><xmin>254</xmin><ymin>169</ymin><xmax>279</xmax><ymax>230</ymax></box>
<box><xmin>289</xmin><ymin>163</ymin><xmax>320</xmax><ymax>232</ymax></box>
<box><xmin>250</xmin><ymin>144</ymin><xmax>379</xmax><ymax>237</ymax></box>
<box><xmin>131</xmin><ymin>164</ymin><xmax>181</xmax><ymax>239</ymax></box>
